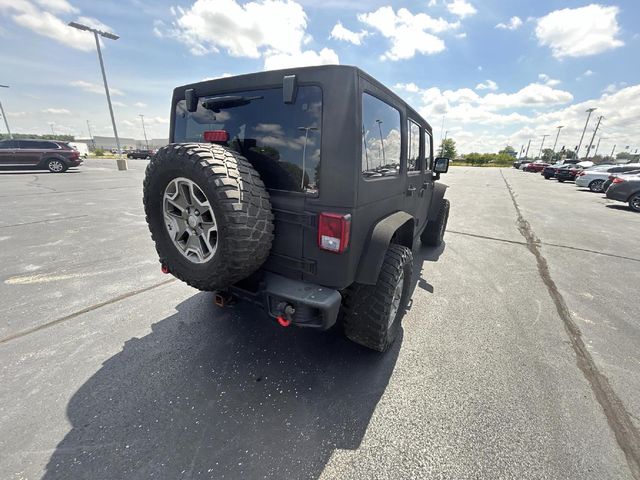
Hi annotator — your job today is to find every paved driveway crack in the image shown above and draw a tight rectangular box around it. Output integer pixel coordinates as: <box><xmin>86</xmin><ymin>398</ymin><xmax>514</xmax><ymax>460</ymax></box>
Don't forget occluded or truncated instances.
<box><xmin>501</xmin><ymin>169</ymin><xmax>640</xmax><ymax>479</ymax></box>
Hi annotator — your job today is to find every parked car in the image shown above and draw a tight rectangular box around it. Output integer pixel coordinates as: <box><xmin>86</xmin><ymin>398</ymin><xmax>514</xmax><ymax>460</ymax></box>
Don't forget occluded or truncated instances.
<box><xmin>68</xmin><ymin>142</ymin><xmax>89</xmax><ymax>158</ymax></box>
<box><xmin>513</xmin><ymin>159</ymin><xmax>530</xmax><ymax>169</ymax></box>
<box><xmin>603</xmin><ymin>170</ymin><xmax>640</xmax><ymax>192</ymax></box>
<box><xmin>605</xmin><ymin>174</ymin><xmax>640</xmax><ymax>212</ymax></box>
<box><xmin>142</xmin><ymin>65</ymin><xmax>450</xmax><ymax>352</ymax></box>
<box><xmin>575</xmin><ymin>164</ymin><xmax>640</xmax><ymax>192</ymax></box>
<box><xmin>0</xmin><ymin>138</ymin><xmax>82</xmax><ymax>172</ymax></box>
<box><xmin>555</xmin><ymin>165</ymin><xmax>585</xmax><ymax>182</ymax></box>
<box><xmin>524</xmin><ymin>161</ymin><xmax>549</xmax><ymax>173</ymax></box>
<box><xmin>542</xmin><ymin>163</ymin><xmax>563</xmax><ymax>179</ymax></box>
<box><xmin>127</xmin><ymin>149</ymin><xmax>156</xmax><ymax>159</ymax></box>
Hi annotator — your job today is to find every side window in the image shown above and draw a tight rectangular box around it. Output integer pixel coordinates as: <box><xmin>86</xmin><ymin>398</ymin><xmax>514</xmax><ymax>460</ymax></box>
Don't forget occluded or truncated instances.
<box><xmin>407</xmin><ymin>120</ymin><xmax>421</xmax><ymax>172</ymax></box>
<box><xmin>0</xmin><ymin>140</ymin><xmax>15</xmax><ymax>149</ymax></box>
<box><xmin>425</xmin><ymin>130</ymin><xmax>433</xmax><ymax>171</ymax></box>
<box><xmin>18</xmin><ymin>141</ymin><xmax>34</xmax><ymax>149</ymax></box>
<box><xmin>361</xmin><ymin>92</ymin><xmax>401</xmax><ymax>178</ymax></box>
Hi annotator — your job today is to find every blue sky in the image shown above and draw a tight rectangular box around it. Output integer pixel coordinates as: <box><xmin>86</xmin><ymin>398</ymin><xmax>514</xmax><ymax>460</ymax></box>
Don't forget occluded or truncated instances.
<box><xmin>1</xmin><ymin>0</ymin><xmax>639</xmax><ymax>154</ymax></box>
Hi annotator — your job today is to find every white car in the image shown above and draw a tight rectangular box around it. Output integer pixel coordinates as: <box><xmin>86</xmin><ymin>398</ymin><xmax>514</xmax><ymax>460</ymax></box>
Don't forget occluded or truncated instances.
<box><xmin>575</xmin><ymin>164</ymin><xmax>640</xmax><ymax>192</ymax></box>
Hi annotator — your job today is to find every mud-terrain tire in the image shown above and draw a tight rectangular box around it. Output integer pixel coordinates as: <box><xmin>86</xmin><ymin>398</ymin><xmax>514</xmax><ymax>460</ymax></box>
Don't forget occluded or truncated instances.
<box><xmin>143</xmin><ymin>143</ymin><xmax>274</xmax><ymax>291</ymax></box>
<box><xmin>341</xmin><ymin>245</ymin><xmax>413</xmax><ymax>352</ymax></box>
<box><xmin>421</xmin><ymin>199</ymin><xmax>450</xmax><ymax>247</ymax></box>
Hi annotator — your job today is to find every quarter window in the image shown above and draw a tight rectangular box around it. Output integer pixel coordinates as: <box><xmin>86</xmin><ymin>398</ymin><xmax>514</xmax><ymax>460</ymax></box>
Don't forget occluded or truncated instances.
<box><xmin>408</xmin><ymin>120</ymin><xmax>421</xmax><ymax>171</ymax></box>
<box><xmin>361</xmin><ymin>93</ymin><xmax>401</xmax><ymax>178</ymax></box>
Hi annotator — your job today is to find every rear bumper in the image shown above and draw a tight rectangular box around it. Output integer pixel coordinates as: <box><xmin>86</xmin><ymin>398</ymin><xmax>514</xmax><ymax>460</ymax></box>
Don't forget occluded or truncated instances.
<box><xmin>227</xmin><ymin>272</ymin><xmax>342</xmax><ymax>330</ymax></box>
<box><xmin>606</xmin><ymin>187</ymin><xmax>628</xmax><ymax>202</ymax></box>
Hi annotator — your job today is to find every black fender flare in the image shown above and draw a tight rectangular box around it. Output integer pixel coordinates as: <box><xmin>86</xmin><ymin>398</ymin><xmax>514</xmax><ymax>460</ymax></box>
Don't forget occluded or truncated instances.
<box><xmin>427</xmin><ymin>182</ymin><xmax>449</xmax><ymax>222</ymax></box>
<box><xmin>355</xmin><ymin>211</ymin><xmax>414</xmax><ymax>285</ymax></box>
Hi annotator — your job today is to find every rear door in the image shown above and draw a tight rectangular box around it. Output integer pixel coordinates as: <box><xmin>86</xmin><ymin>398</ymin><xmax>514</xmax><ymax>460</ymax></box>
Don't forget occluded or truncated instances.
<box><xmin>16</xmin><ymin>140</ymin><xmax>42</xmax><ymax>166</ymax></box>
<box><xmin>404</xmin><ymin>118</ymin><xmax>430</xmax><ymax>235</ymax></box>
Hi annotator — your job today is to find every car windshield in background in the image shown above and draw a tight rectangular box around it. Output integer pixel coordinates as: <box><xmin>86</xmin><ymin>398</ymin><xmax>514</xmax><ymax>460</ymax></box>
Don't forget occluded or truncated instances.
<box><xmin>174</xmin><ymin>86</ymin><xmax>322</xmax><ymax>194</ymax></box>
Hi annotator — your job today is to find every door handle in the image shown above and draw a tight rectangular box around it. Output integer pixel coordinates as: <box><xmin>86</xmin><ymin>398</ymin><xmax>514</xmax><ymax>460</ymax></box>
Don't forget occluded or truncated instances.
<box><xmin>407</xmin><ymin>186</ymin><xmax>416</xmax><ymax>196</ymax></box>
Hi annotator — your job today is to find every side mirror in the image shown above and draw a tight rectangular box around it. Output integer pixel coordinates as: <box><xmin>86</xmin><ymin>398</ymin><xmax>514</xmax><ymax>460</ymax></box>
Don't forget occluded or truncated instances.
<box><xmin>434</xmin><ymin>157</ymin><xmax>450</xmax><ymax>174</ymax></box>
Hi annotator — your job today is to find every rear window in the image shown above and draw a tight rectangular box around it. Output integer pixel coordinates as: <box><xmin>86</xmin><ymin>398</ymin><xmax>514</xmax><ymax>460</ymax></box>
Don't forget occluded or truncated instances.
<box><xmin>174</xmin><ymin>86</ymin><xmax>322</xmax><ymax>194</ymax></box>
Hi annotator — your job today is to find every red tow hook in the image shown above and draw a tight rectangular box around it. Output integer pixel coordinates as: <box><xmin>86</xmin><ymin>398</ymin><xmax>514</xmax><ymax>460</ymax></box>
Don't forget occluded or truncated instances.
<box><xmin>160</xmin><ymin>264</ymin><xmax>170</xmax><ymax>274</ymax></box>
<box><xmin>276</xmin><ymin>316</ymin><xmax>291</xmax><ymax>327</ymax></box>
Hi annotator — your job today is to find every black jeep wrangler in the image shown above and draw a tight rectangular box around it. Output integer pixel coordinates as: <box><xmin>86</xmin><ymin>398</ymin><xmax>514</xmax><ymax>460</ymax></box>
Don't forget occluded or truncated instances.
<box><xmin>143</xmin><ymin>65</ymin><xmax>450</xmax><ymax>352</ymax></box>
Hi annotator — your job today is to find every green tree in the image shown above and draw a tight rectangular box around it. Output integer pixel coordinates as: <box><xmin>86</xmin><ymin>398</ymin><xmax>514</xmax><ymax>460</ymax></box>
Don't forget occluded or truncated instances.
<box><xmin>541</xmin><ymin>148</ymin><xmax>554</xmax><ymax>162</ymax></box>
<box><xmin>439</xmin><ymin>138</ymin><xmax>457</xmax><ymax>159</ymax></box>
<box><xmin>499</xmin><ymin>145</ymin><xmax>517</xmax><ymax>158</ymax></box>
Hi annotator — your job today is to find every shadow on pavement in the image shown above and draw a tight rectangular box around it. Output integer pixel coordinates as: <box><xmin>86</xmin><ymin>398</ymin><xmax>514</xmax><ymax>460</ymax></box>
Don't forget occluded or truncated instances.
<box><xmin>43</xmin><ymin>292</ymin><xmax>401</xmax><ymax>480</ymax></box>
<box><xmin>410</xmin><ymin>242</ymin><xmax>445</xmax><ymax>296</ymax></box>
<box><xmin>605</xmin><ymin>204</ymin><xmax>636</xmax><ymax>212</ymax></box>
<box><xmin>0</xmin><ymin>169</ymin><xmax>81</xmax><ymax>175</ymax></box>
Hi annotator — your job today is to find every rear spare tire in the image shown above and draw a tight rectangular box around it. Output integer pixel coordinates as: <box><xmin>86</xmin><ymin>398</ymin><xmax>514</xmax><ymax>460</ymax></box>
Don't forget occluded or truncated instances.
<box><xmin>143</xmin><ymin>143</ymin><xmax>274</xmax><ymax>291</ymax></box>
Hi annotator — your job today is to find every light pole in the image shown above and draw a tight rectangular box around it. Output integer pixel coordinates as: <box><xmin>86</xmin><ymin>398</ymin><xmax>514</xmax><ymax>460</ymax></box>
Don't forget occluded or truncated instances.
<box><xmin>297</xmin><ymin>126</ymin><xmax>318</xmax><ymax>190</ymax></box>
<box><xmin>538</xmin><ymin>134</ymin><xmax>549</xmax><ymax>159</ymax></box>
<box><xmin>0</xmin><ymin>84</ymin><xmax>12</xmax><ymax>139</ymax></box>
<box><xmin>49</xmin><ymin>123</ymin><xmax>55</xmax><ymax>136</ymax></box>
<box><xmin>375</xmin><ymin>119</ymin><xmax>386</xmax><ymax>165</ymax></box>
<box><xmin>524</xmin><ymin>139</ymin><xmax>531</xmax><ymax>159</ymax></box>
<box><xmin>139</xmin><ymin>114</ymin><xmax>149</xmax><ymax>150</ymax></box>
<box><xmin>576</xmin><ymin>108</ymin><xmax>596</xmax><ymax>160</ymax></box>
<box><xmin>552</xmin><ymin>125</ymin><xmax>564</xmax><ymax>153</ymax></box>
<box><xmin>86</xmin><ymin>120</ymin><xmax>95</xmax><ymax>150</ymax></box>
<box><xmin>68</xmin><ymin>21</ymin><xmax>126</xmax><ymax>171</ymax></box>
<box><xmin>585</xmin><ymin>115</ymin><xmax>603</xmax><ymax>158</ymax></box>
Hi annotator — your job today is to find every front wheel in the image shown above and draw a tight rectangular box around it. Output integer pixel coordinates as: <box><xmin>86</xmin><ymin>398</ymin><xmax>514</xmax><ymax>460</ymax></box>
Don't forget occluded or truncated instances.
<box><xmin>341</xmin><ymin>245</ymin><xmax>413</xmax><ymax>352</ymax></box>
<box><xmin>629</xmin><ymin>193</ymin><xmax>640</xmax><ymax>212</ymax></box>
<box><xmin>47</xmin><ymin>159</ymin><xmax>67</xmax><ymax>173</ymax></box>
<box><xmin>421</xmin><ymin>199</ymin><xmax>450</xmax><ymax>247</ymax></box>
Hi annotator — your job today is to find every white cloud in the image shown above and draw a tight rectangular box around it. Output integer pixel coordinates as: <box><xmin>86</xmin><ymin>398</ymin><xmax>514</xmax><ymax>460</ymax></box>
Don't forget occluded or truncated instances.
<box><xmin>34</xmin><ymin>0</ymin><xmax>78</xmax><ymax>13</ymax></box>
<box><xmin>455</xmin><ymin>32</ymin><xmax>466</xmax><ymax>39</ymax></box>
<box><xmin>263</xmin><ymin>47</ymin><xmax>338</xmax><ymax>70</ymax></box>
<box><xmin>330</xmin><ymin>22</ymin><xmax>368</xmax><ymax>45</ymax></box>
<box><xmin>0</xmin><ymin>0</ymin><xmax>97</xmax><ymax>51</ymax></box>
<box><xmin>584</xmin><ymin>69</ymin><xmax>594</xmax><ymax>77</ymax></box>
<box><xmin>495</xmin><ymin>16</ymin><xmax>522</xmax><ymax>30</ymax></box>
<box><xmin>393</xmin><ymin>82</ymin><xmax>420</xmax><ymax>93</ymax></box>
<box><xmin>482</xmin><ymin>83</ymin><xmax>573</xmax><ymax>110</ymax></box>
<box><xmin>538</xmin><ymin>73</ymin><xmax>560</xmax><ymax>87</ymax></box>
<box><xmin>475</xmin><ymin>80</ymin><xmax>498</xmax><ymax>91</ymax></box>
<box><xmin>42</xmin><ymin>108</ymin><xmax>71</xmax><ymax>114</ymax></box>
<box><xmin>71</xmin><ymin>80</ymin><xmax>124</xmax><ymax>96</ymax></box>
<box><xmin>112</xmin><ymin>101</ymin><xmax>127</xmax><ymax>107</ymax></box>
<box><xmin>427</xmin><ymin>0</ymin><xmax>437</xmax><ymax>6</ymax></box>
<box><xmin>133</xmin><ymin>102</ymin><xmax>148</xmax><ymax>108</ymax></box>
<box><xmin>446</xmin><ymin>0</ymin><xmax>476</xmax><ymax>18</ymax></box>
<box><xmin>357</xmin><ymin>6</ymin><xmax>459</xmax><ymax>60</ymax></box>
<box><xmin>535</xmin><ymin>5</ymin><xmax>624</xmax><ymax>58</ymax></box>
<box><xmin>162</xmin><ymin>0</ymin><xmax>338</xmax><ymax>70</ymax></box>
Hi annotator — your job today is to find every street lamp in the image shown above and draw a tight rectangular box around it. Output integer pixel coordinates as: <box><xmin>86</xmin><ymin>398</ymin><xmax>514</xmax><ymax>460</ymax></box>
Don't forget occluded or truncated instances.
<box><xmin>139</xmin><ymin>114</ymin><xmax>149</xmax><ymax>150</ymax></box>
<box><xmin>375</xmin><ymin>119</ymin><xmax>386</xmax><ymax>165</ymax></box>
<box><xmin>68</xmin><ymin>21</ymin><xmax>126</xmax><ymax>171</ymax></box>
<box><xmin>297</xmin><ymin>126</ymin><xmax>318</xmax><ymax>190</ymax></box>
<box><xmin>49</xmin><ymin>122</ymin><xmax>55</xmax><ymax>136</ymax></box>
<box><xmin>576</xmin><ymin>108</ymin><xmax>596</xmax><ymax>160</ymax></box>
<box><xmin>552</xmin><ymin>125</ymin><xmax>564</xmax><ymax>153</ymax></box>
<box><xmin>0</xmin><ymin>84</ymin><xmax>12</xmax><ymax>139</ymax></box>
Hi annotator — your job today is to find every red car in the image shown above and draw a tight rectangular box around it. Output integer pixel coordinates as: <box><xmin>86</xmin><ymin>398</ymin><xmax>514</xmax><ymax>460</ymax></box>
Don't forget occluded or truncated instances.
<box><xmin>523</xmin><ymin>162</ymin><xmax>549</xmax><ymax>172</ymax></box>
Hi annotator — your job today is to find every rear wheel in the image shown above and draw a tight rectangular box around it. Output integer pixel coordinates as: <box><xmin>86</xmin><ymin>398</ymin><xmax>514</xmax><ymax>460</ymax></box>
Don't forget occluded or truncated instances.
<box><xmin>588</xmin><ymin>179</ymin><xmax>605</xmax><ymax>192</ymax></box>
<box><xmin>629</xmin><ymin>193</ymin><xmax>640</xmax><ymax>212</ymax></box>
<box><xmin>47</xmin><ymin>158</ymin><xmax>67</xmax><ymax>173</ymax></box>
<box><xmin>341</xmin><ymin>245</ymin><xmax>413</xmax><ymax>352</ymax></box>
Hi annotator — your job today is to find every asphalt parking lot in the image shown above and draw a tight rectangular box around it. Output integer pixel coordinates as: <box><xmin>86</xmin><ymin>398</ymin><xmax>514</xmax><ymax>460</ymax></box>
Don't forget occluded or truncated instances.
<box><xmin>1</xmin><ymin>160</ymin><xmax>639</xmax><ymax>480</ymax></box>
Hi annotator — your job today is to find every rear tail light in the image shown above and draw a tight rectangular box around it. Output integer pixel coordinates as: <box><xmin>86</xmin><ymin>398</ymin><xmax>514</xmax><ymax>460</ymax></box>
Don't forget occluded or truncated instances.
<box><xmin>577</xmin><ymin>171</ymin><xmax>586</xmax><ymax>176</ymax></box>
<box><xmin>612</xmin><ymin>177</ymin><xmax>625</xmax><ymax>184</ymax></box>
<box><xmin>318</xmin><ymin>213</ymin><xmax>351</xmax><ymax>253</ymax></box>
